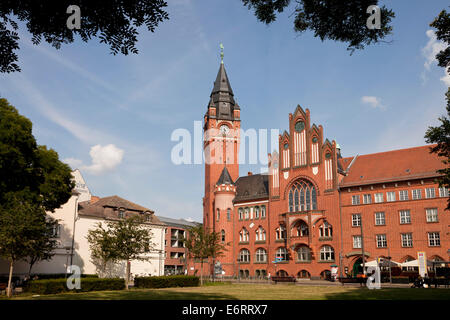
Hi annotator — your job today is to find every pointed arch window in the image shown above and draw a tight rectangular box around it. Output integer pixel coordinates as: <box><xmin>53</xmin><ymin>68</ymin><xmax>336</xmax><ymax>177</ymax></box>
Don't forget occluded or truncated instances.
<box><xmin>221</xmin><ymin>230</ymin><xmax>225</xmax><ymax>243</ymax></box>
<box><xmin>255</xmin><ymin>226</ymin><xmax>266</xmax><ymax>241</ymax></box>
<box><xmin>239</xmin><ymin>228</ymin><xmax>249</xmax><ymax>242</ymax></box>
<box><xmin>319</xmin><ymin>221</ymin><xmax>333</xmax><ymax>238</ymax></box>
<box><xmin>288</xmin><ymin>179</ymin><xmax>317</xmax><ymax>212</ymax></box>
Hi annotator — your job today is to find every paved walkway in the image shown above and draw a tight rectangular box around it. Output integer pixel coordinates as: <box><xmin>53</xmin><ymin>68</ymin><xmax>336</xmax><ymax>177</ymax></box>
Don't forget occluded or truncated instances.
<box><xmin>227</xmin><ymin>279</ymin><xmax>413</xmax><ymax>288</ymax></box>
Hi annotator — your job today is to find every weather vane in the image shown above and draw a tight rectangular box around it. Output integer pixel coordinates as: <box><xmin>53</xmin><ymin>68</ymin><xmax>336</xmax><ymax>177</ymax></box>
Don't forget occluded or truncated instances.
<box><xmin>220</xmin><ymin>43</ymin><xmax>224</xmax><ymax>64</ymax></box>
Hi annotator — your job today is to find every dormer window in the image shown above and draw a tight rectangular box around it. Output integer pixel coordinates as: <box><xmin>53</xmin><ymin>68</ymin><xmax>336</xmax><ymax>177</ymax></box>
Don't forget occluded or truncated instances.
<box><xmin>118</xmin><ymin>209</ymin><xmax>125</xmax><ymax>219</ymax></box>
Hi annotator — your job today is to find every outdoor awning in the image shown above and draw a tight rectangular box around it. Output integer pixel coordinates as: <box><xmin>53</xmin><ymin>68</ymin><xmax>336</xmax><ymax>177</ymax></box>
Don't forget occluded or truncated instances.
<box><xmin>361</xmin><ymin>259</ymin><xmax>400</xmax><ymax>267</ymax></box>
<box><xmin>400</xmin><ymin>259</ymin><xmax>433</xmax><ymax>267</ymax></box>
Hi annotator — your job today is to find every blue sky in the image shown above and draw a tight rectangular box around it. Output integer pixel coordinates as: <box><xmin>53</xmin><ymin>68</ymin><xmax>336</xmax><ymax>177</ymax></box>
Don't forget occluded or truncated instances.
<box><xmin>0</xmin><ymin>0</ymin><xmax>449</xmax><ymax>222</ymax></box>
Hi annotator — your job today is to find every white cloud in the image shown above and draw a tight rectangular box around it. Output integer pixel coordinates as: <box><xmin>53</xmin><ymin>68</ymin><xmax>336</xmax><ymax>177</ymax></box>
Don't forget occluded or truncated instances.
<box><xmin>422</xmin><ymin>30</ymin><xmax>448</xmax><ymax>85</ymax></box>
<box><xmin>361</xmin><ymin>96</ymin><xmax>385</xmax><ymax>110</ymax></box>
<box><xmin>82</xmin><ymin>144</ymin><xmax>124</xmax><ymax>175</ymax></box>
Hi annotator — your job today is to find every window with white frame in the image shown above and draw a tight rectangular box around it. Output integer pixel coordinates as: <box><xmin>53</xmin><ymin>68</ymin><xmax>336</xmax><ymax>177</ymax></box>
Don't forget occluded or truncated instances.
<box><xmin>275</xmin><ymin>225</ymin><xmax>286</xmax><ymax>240</ymax></box>
<box><xmin>426</xmin><ymin>188</ymin><xmax>435</xmax><ymax>198</ymax></box>
<box><xmin>295</xmin><ymin>221</ymin><xmax>309</xmax><ymax>237</ymax></box>
<box><xmin>238</xmin><ymin>208</ymin><xmax>243</xmax><ymax>220</ymax></box>
<box><xmin>352</xmin><ymin>214</ymin><xmax>361</xmax><ymax>227</ymax></box>
<box><xmin>319</xmin><ymin>221</ymin><xmax>332</xmax><ymax>237</ymax></box>
<box><xmin>261</xmin><ymin>205</ymin><xmax>266</xmax><ymax>218</ymax></box>
<box><xmin>352</xmin><ymin>195</ymin><xmax>360</xmax><ymax>205</ymax></box>
<box><xmin>439</xmin><ymin>187</ymin><xmax>449</xmax><ymax>197</ymax></box>
<box><xmin>428</xmin><ymin>232</ymin><xmax>440</xmax><ymax>246</ymax></box>
<box><xmin>353</xmin><ymin>235</ymin><xmax>362</xmax><ymax>248</ymax></box>
<box><xmin>239</xmin><ymin>249</ymin><xmax>250</xmax><ymax>263</ymax></box>
<box><xmin>118</xmin><ymin>209</ymin><xmax>125</xmax><ymax>219</ymax></box>
<box><xmin>399</xmin><ymin>210</ymin><xmax>411</xmax><ymax>224</ymax></box>
<box><xmin>320</xmin><ymin>246</ymin><xmax>335</xmax><ymax>261</ymax></box>
<box><xmin>275</xmin><ymin>247</ymin><xmax>288</xmax><ymax>261</ymax></box>
<box><xmin>255</xmin><ymin>226</ymin><xmax>266</xmax><ymax>241</ymax></box>
<box><xmin>255</xmin><ymin>248</ymin><xmax>267</xmax><ymax>263</ymax></box>
<box><xmin>412</xmin><ymin>189</ymin><xmax>422</xmax><ymax>200</ymax></box>
<box><xmin>386</xmin><ymin>192</ymin><xmax>396</xmax><ymax>202</ymax></box>
<box><xmin>363</xmin><ymin>194</ymin><xmax>372</xmax><ymax>204</ymax></box>
<box><xmin>254</xmin><ymin>206</ymin><xmax>260</xmax><ymax>219</ymax></box>
<box><xmin>52</xmin><ymin>224</ymin><xmax>61</xmax><ymax>238</ymax></box>
<box><xmin>376</xmin><ymin>234</ymin><xmax>387</xmax><ymax>248</ymax></box>
<box><xmin>244</xmin><ymin>207</ymin><xmax>250</xmax><ymax>219</ymax></box>
<box><xmin>374</xmin><ymin>193</ymin><xmax>383</xmax><ymax>203</ymax></box>
<box><xmin>426</xmin><ymin>208</ymin><xmax>438</xmax><ymax>222</ymax></box>
<box><xmin>288</xmin><ymin>179</ymin><xmax>317</xmax><ymax>211</ymax></box>
<box><xmin>401</xmin><ymin>233</ymin><xmax>413</xmax><ymax>247</ymax></box>
<box><xmin>375</xmin><ymin>212</ymin><xmax>385</xmax><ymax>226</ymax></box>
<box><xmin>239</xmin><ymin>228</ymin><xmax>249</xmax><ymax>242</ymax></box>
<box><xmin>399</xmin><ymin>190</ymin><xmax>409</xmax><ymax>201</ymax></box>
<box><xmin>297</xmin><ymin>246</ymin><xmax>311</xmax><ymax>262</ymax></box>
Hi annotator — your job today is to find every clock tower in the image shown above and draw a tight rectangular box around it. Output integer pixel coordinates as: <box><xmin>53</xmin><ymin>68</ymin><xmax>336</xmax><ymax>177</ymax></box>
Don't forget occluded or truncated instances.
<box><xmin>203</xmin><ymin>60</ymin><xmax>241</xmax><ymax>231</ymax></box>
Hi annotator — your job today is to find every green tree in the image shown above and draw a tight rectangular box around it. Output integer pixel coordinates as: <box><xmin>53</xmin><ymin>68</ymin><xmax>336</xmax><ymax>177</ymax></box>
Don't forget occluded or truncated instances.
<box><xmin>0</xmin><ymin>98</ymin><xmax>74</xmax><ymax>297</ymax></box>
<box><xmin>425</xmin><ymin>9</ymin><xmax>450</xmax><ymax>210</ymax></box>
<box><xmin>87</xmin><ymin>215</ymin><xmax>154</xmax><ymax>290</ymax></box>
<box><xmin>86</xmin><ymin>222</ymin><xmax>119</xmax><ymax>277</ymax></box>
<box><xmin>0</xmin><ymin>193</ymin><xmax>55</xmax><ymax>297</ymax></box>
<box><xmin>26</xmin><ymin>217</ymin><xmax>58</xmax><ymax>277</ymax></box>
<box><xmin>183</xmin><ymin>225</ymin><xmax>228</xmax><ymax>285</ymax></box>
<box><xmin>242</xmin><ymin>0</ymin><xmax>395</xmax><ymax>53</ymax></box>
<box><xmin>0</xmin><ymin>98</ymin><xmax>74</xmax><ymax>210</ymax></box>
<box><xmin>0</xmin><ymin>0</ymin><xmax>169</xmax><ymax>73</ymax></box>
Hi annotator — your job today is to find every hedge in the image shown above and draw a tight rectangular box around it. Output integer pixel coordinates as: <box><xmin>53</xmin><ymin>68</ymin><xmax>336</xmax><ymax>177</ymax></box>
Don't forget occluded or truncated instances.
<box><xmin>25</xmin><ymin>277</ymin><xmax>125</xmax><ymax>294</ymax></box>
<box><xmin>29</xmin><ymin>274</ymin><xmax>99</xmax><ymax>280</ymax></box>
<box><xmin>134</xmin><ymin>275</ymin><xmax>199</xmax><ymax>289</ymax></box>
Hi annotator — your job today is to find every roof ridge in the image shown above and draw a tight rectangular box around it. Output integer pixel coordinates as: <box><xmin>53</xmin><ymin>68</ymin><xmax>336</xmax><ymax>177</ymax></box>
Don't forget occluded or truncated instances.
<box><xmin>356</xmin><ymin>144</ymin><xmax>436</xmax><ymax>158</ymax></box>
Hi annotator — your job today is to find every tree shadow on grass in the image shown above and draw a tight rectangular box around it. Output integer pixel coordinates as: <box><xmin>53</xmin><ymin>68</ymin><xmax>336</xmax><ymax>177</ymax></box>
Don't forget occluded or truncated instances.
<box><xmin>27</xmin><ymin>288</ymin><xmax>237</xmax><ymax>300</ymax></box>
<box><xmin>323</xmin><ymin>287</ymin><xmax>450</xmax><ymax>300</ymax></box>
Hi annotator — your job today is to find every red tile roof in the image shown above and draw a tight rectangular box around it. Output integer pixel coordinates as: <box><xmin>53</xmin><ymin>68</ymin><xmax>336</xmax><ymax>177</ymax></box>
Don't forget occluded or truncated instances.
<box><xmin>340</xmin><ymin>144</ymin><xmax>445</xmax><ymax>187</ymax></box>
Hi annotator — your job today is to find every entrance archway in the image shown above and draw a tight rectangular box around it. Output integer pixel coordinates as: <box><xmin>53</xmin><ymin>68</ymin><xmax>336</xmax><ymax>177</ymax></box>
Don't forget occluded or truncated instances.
<box><xmin>352</xmin><ymin>257</ymin><xmax>363</xmax><ymax>276</ymax></box>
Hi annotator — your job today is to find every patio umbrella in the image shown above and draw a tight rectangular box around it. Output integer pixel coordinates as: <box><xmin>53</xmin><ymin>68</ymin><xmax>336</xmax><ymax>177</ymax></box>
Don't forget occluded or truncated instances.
<box><xmin>361</xmin><ymin>259</ymin><xmax>400</xmax><ymax>267</ymax></box>
<box><xmin>400</xmin><ymin>259</ymin><xmax>433</xmax><ymax>267</ymax></box>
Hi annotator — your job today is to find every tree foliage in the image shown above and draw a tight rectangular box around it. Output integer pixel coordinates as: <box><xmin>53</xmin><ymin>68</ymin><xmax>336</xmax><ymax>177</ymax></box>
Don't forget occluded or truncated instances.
<box><xmin>425</xmin><ymin>9</ymin><xmax>450</xmax><ymax>210</ymax></box>
<box><xmin>0</xmin><ymin>98</ymin><xmax>74</xmax><ymax>211</ymax></box>
<box><xmin>0</xmin><ymin>193</ymin><xmax>57</xmax><ymax>296</ymax></box>
<box><xmin>183</xmin><ymin>225</ymin><xmax>228</xmax><ymax>285</ymax></box>
<box><xmin>87</xmin><ymin>215</ymin><xmax>154</xmax><ymax>289</ymax></box>
<box><xmin>242</xmin><ymin>0</ymin><xmax>395</xmax><ymax>53</ymax></box>
<box><xmin>0</xmin><ymin>0</ymin><xmax>169</xmax><ymax>73</ymax></box>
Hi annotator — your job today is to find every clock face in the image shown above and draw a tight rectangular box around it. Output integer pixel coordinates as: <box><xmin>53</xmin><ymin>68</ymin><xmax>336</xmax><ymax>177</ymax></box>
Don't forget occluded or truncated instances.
<box><xmin>295</xmin><ymin>121</ymin><xmax>305</xmax><ymax>132</ymax></box>
<box><xmin>220</xmin><ymin>125</ymin><xmax>230</xmax><ymax>135</ymax></box>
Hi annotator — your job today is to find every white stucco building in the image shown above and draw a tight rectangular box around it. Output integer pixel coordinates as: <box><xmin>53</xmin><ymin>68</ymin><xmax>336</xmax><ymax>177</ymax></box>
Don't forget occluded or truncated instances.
<box><xmin>0</xmin><ymin>170</ymin><xmax>166</xmax><ymax>279</ymax></box>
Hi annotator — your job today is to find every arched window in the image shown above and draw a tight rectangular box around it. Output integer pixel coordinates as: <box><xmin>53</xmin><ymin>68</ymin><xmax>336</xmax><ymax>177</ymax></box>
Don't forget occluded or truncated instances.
<box><xmin>254</xmin><ymin>206</ymin><xmax>260</xmax><ymax>219</ymax></box>
<box><xmin>239</xmin><ymin>228</ymin><xmax>249</xmax><ymax>242</ymax></box>
<box><xmin>297</xmin><ymin>245</ymin><xmax>311</xmax><ymax>262</ymax></box>
<box><xmin>293</xmin><ymin>220</ymin><xmax>309</xmax><ymax>237</ymax></box>
<box><xmin>276</xmin><ymin>270</ymin><xmax>288</xmax><ymax>277</ymax></box>
<box><xmin>238</xmin><ymin>208</ymin><xmax>243</xmax><ymax>220</ymax></box>
<box><xmin>297</xmin><ymin>270</ymin><xmax>311</xmax><ymax>279</ymax></box>
<box><xmin>255</xmin><ymin>226</ymin><xmax>266</xmax><ymax>241</ymax></box>
<box><xmin>261</xmin><ymin>205</ymin><xmax>266</xmax><ymax>218</ymax></box>
<box><xmin>216</xmin><ymin>209</ymin><xmax>220</xmax><ymax>221</ymax></box>
<box><xmin>288</xmin><ymin>179</ymin><xmax>317</xmax><ymax>212</ymax></box>
<box><xmin>319</xmin><ymin>221</ymin><xmax>333</xmax><ymax>238</ymax></box>
<box><xmin>227</xmin><ymin>208</ymin><xmax>231</xmax><ymax>221</ymax></box>
<box><xmin>255</xmin><ymin>248</ymin><xmax>267</xmax><ymax>263</ymax></box>
<box><xmin>276</xmin><ymin>247</ymin><xmax>289</xmax><ymax>261</ymax></box>
<box><xmin>221</xmin><ymin>230</ymin><xmax>225</xmax><ymax>243</ymax></box>
<box><xmin>320</xmin><ymin>245</ymin><xmax>335</xmax><ymax>261</ymax></box>
<box><xmin>239</xmin><ymin>249</ymin><xmax>250</xmax><ymax>263</ymax></box>
<box><xmin>275</xmin><ymin>225</ymin><xmax>286</xmax><ymax>240</ymax></box>
<box><xmin>244</xmin><ymin>207</ymin><xmax>249</xmax><ymax>219</ymax></box>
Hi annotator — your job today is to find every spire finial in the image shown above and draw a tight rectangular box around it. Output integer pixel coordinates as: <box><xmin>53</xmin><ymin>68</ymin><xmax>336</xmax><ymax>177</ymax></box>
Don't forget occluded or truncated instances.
<box><xmin>220</xmin><ymin>43</ymin><xmax>224</xmax><ymax>64</ymax></box>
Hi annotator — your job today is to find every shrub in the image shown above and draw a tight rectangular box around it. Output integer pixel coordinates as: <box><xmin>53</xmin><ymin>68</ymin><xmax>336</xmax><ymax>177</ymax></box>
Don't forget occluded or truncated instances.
<box><xmin>134</xmin><ymin>275</ymin><xmax>199</xmax><ymax>289</ymax></box>
<box><xmin>25</xmin><ymin>277</ymin><xmax>124</xmax><ymax>294</ymax></box>
<box><xmin>29</xmin><ymin>273</ymin><xmax>99</xmax><ymax>280</ymax></box>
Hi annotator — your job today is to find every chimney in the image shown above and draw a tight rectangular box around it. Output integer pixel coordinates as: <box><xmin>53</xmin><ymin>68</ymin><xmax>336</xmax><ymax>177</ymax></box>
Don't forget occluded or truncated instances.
<box><xmin>248</xmin><ymin>172</ymin><xmax>252</xmax><ymax>176</ymax></box>
<box><xmin>90</xmin><ymin>196</ymin><xmax>100</xmax><ymax>204</ymax></box>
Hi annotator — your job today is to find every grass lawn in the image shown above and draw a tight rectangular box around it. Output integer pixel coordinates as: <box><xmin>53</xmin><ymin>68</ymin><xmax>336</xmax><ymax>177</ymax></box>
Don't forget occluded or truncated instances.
<box><xmin>5</xmin><ymin>283</ymin><xmax>450</xmax><ymax>300</ymax></box>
